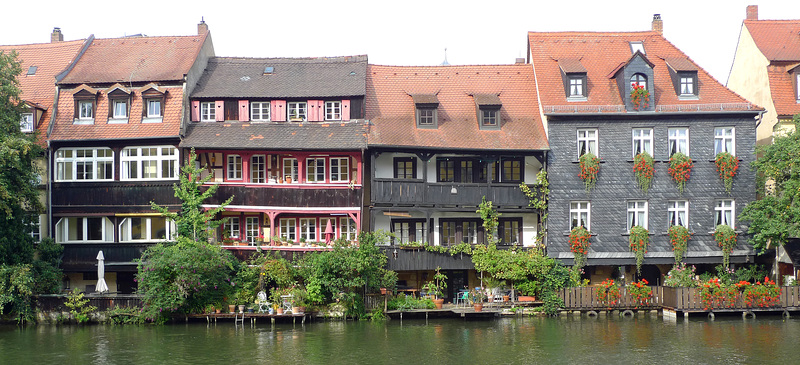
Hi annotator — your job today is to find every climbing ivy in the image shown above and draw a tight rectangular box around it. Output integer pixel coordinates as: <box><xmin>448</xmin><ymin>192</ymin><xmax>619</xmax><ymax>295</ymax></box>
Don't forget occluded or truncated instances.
<box><xmin>519</xmin><ymin>170</ymin><xmax>549</xmax><ymax>244</ymax></box>
<box><xmin>477</xmin><ymin>196</ymin><xmax>501</xmax><ymax>245</ymax></box>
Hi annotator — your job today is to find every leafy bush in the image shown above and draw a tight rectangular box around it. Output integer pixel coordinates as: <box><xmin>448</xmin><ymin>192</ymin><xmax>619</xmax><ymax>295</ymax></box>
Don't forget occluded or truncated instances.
<box><xmin>32</xmin><ymin>238</ymin><xmax>63</xmax><ymax>294</ymax></box>
<box><xmin>64</xmin><ymin>288</ymin><xmax>97</xmax><ymax>323</ymax></box>
<box><xmin>387</xmin><ymin>294</ymin><xmax>435</xmax><ymax>310</ymax></box>
<box><xmin>0</xmin><ymin>264</ymin><xmax>34</xmax><ymax>322</ymax></box>
<box><xmin>664</xmin><ymin>263</ymin><xmax>698</xmax><ymax>287</ymax></box>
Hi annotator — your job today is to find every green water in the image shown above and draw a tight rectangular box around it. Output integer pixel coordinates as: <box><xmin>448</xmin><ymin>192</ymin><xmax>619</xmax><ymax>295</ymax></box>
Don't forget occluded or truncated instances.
<box><xmin>1</xmin><ymin>315</ymin><xmax>797</xmax><ymax>364</ymax></box>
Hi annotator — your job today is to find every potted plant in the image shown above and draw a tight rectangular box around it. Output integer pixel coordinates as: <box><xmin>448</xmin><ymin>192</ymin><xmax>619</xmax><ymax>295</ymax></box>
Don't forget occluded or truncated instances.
<box><xmin>714</xmin><ymin>224</ymin><xmax>737</xmax><ymax>267</ymax></box>
<box><xmin>469</xmin><ymin>289</ymin><xmax>487</xmax><ymax>312</ymax></box>
<box><xmin>579</xmin><ymin>152</ymin><xmax>600</xmax><ymax>193</ymax></box>
<box><xmin>668</xmin><ymin>152</ymin><xmax>693</xmax><ymax>194</ymax></box>
<box><xmin>629</xmin><ymin>225</ymin><xmax>650</xmax><ymax>274</ymax></box>
<box><xmin>630</xmin><ymin>83</ymin><xmax>650</xmax><ymax>110</ymax></box>
<box><xmin>632</xmin><ymin>152</ymin><xmax>654</xmax><ymax>193</ymax></box>
<box><xmin>569</xmin><ymin>226</ymin><xmax>591</xmax><ymax>270</ymax></box>
<box><xmin>270</xmin><ymin>289</ymin><xmax>285</xmax><ymax>315</ymax></box>
<box><xmin>715</xmin><ymin>152</ymin><xmax>739</xmax><ymax>193</ymax></box>
<box><xmin>668</xmin><ymin>225</ymin><xmax>691</xmax><ymax>264</ymax></box>
<box><xmin>422</xmin><ymin>267</ymin><xmax>448</xmax><ymax>309</ymax></box>
<box><xmin>290</xmin><ymin>285</ymin><xmax>308</xmax><ymax>314</ymax></box>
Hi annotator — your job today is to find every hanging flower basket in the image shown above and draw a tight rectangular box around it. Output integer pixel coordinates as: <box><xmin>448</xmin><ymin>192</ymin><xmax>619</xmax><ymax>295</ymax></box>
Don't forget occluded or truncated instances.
<box><xmin>714</xmin><ymin>225</ymin><xmax>737</xmax><ymax>267</ymax></box>
<box><xmin>633</xmin><ymin>152</ymin><xmax>654</xmax><ymax>194</ymax></box>
<box><xmin>667</xmin><ymin>152</ymin><xmax>693</xmax><ymax>194</ymax></box>
<box><xmin>569</xmin><ymin>226</ymin><xmax>591</xmax><ymax>270</ymax></box>
<box><xmin>715</xmin><ymin>152</ymin><xmax>739</xmax><ymax>193</ymax></box>
<box><xmin>630</xmin><ymin>83</ymin><xmax>650</xmax><ymax>111</ymax></box>
<box><xmin>629</xmin><ymin>225</ymin><xmax>649</xmax><ymax>274</ymax></box>
<box><xmin>668</xmin><ymin>225</ymin><xmax>691</xmax><ymax>264</ymax></box>
<box><xmin>579</xmin><ymin>152</ymin><xmax>600</xmax><ymax>193</ymax></box>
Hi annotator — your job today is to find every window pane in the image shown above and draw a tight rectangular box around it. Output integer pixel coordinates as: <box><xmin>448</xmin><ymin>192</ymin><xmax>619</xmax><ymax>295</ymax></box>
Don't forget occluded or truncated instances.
<box><xmin>87</xmin><ymin>218</ymin><xmax>103</xmax><ymax>240</ymax></box>
<box><xmin>152</xmin><ymin>218</ymin><xmax>167</xmax><ymax>240</ymax></box>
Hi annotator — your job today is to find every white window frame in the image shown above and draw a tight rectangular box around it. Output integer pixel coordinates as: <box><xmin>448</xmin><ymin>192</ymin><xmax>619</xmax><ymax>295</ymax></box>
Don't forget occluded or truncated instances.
<box><xmin>325</xmin><ymin>101</ymin><xmax>341</xmax><ymax>121</ymax></box>
<box><xmin>668</xmin><ymin>200</ymin><xmax>689</xmax><ymax>228</ymax></box>
<box><xmin>112</xmin><ymin>100</ymin><xmax>127</xmax><ymax>119</ymax></box>
<box><xmin>20</xmin><ymin>112</ymin><xmax>34</xmax><ymax>132</ymax></box>
<box><xmin>201</xmin><ymin>102</ymin><xmax>215</xmax><ymax>122</ymax></box>
<box><xmin>715</xmin><ymin>199</ymin><xmax>735</xmax><ymax>228</ymax></box>
<box><xmin>119</xmin><ymin>217</ymin><xmax>175</xmax><ymax>242</ymax></box>
<box><xmin>250</xmin><ymin>155</ymin><xmax>266</xmax><ymax>183</ymax></box>
<box><xmin>306</xmin><ymin>157</ymin><xmax>326</xmax><ymax>183</ymax></box>
<box><xmin>570</xmin><ymin>201</ymin><xmax>591</xmax><ymax>230</ymax></box>
<box><xmin>227</xmin><ymin>154</ymin><xmax>243</xmax><ymax>180</ymax></box>
<box><xmin>329</xmin><ymin>157</ymin><xmax>349</xmax><ymax>183</ymax></box>
<box><xmin>55</xmin><ymin>217</ymin><xmax>113</xmax><ymax>243</ymax></box>
<box><xmin>55</xmin><ymin>147</ymin><xmax>114</xmax><ymax>181</ymax></box>
<box><xmin>78</xmin><ymin>100</ymin><xmax>93</xmax><ymax>120</ymax></box>
<box><xmin>668</xmin><ymin>128</ymin><xmax>689</xmax><ymax>156</ymax></box>
<box><xmin>29</xmin><ymin>214</ymin><xmax>41</xmax><ymax>242</ymax></box>
<box><xmin>282</xmin><ymin>158</ymin><xmax>298</xmax><ymax>182</ymax></box>
<box><xmin>245</xmin><ymin>216</ymin><xmax>259</xmax><ymax>244</ymax></box>
<box><xmin>251</xmin><ymin>102</ymin><xmax>270</xmax><ymax>121</ymax></box>
<box><xmin>680</xmin><ymin>76</ymin><xmax>694</xmax><ymax>95</ymax></box>
<box><xmin>631</xmin><ymin>73</ymin><xmax>647</xmax><ymax>89</ymax></box>
<box><xmin>627</xmin><ymin>201</ymin><xmax>648</xmax><ymax>231</ymax></box>
<box><xmin>280</xmin><ymin>218</ymin><xmax>296</xmax><ymax>242</ymax></box>
<box><xmin>569</xmin><ymin>77</ymin><xmax>583</xmax><ymax>97</ymax></box>
<box><xmin>577</xmin><ymin>129</ymin><xmax>598</xmax><ymax>158</ymax></box>
<box><xmin>288</xmin><ymin>102</ymin><xmax>307</xmax><ymax>121</ymax></box>
<box><xmin>146</xmin><ymin>99</ymin><xmax>161</xmax><ymax>118</ymax></box>
<box><xmin>632</xmin><ymin>128</ymin><xmax>653</xmax><ymax>157</ymax></box>
<box><xmin>225</xmin><ymin>216</ymin><xmax>240</xmax><ymax>240</ymax></box>
<box><xmin>299</xmin><ymin>218</ymin><xmax>317</xmax><ymax>242</ymax></box>
<box><xmin>121</xmin><ymin>146</ymin><xmax>178</xmax><ymax>181</ymax></box>
<box><xmin>714</xmin><ymin>127</ymin><xmax>735</xmax><ymax>155</ymax></box>
<box><xmin>339</xmin><ymin>217</ymin><xmax>357</xmax><ymax>241</ymax></box>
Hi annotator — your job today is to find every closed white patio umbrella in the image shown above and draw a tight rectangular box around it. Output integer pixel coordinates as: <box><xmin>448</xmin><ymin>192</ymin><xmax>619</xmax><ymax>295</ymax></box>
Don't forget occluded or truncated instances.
<box><xmin>96</xmin><ymin>251</ymin><xmax>109</xmax><ymax>293</ymax></box>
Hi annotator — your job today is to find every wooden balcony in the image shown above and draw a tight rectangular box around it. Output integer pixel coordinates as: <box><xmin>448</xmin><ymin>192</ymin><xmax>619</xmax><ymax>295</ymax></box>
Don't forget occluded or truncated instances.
<box><xmin>60</xmin><ymin>243</ymin><xmax>151</xmax><ymax>271</ymax></box>
<box><xmin>52</xmin><ymin>182</ymin><xmax>179</xmax><ymax>214</ymax></box>
<box><xmin>371</xmin><ymin>179</ymin><xmax>529</xmax><ymax>207</ymax></box>
<box><xmin>207</xmin><ymin>185</ymin><xmax>362</xmax><ymax>207</ymax></box>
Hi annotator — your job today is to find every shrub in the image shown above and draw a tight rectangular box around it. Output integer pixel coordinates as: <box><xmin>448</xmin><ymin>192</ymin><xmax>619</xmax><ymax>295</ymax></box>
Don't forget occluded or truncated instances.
<box><xmin>596</xmin><ymin>279</ymin><xmax>620</xmax><ymax>309</ymax></box>
<box><xmin>664</xmin><ymin>263</ymin><xmax>698</xmax><ymax>287</ymax></box>
<box><xmin>64</xmin><ymin>288</ymin><xmax>97</xmax><ymax>323</ymax></box>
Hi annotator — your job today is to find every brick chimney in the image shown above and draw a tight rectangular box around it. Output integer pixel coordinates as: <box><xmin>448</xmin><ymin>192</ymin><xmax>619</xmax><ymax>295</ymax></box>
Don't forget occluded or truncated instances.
<box><xmin>51</xmin><ymin>27</ymin><xmax>63</xmax><ymax>43</ymax></box>
<box><xmin>197</xmin><ymin>18</ymin><xmax>208</xmax><ymax>35</ymax></box>
<box><xmin>651</xmin><ymin>14</ymin><xmax>663</xmax><ymax>34</ymax></box>
<box><xmin>746</xmin><ymin>5</ymin><xmax>758</xmax><ymax>20</ymax></box>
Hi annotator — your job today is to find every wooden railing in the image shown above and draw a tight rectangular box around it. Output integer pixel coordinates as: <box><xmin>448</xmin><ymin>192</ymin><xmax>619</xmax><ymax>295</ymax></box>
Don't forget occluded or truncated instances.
<box><xmin>36</xmin><ymin>294</ymin><xmax>143</xmax><ymax>312</ymax></box>
<box><xmin>371</xmin><ymin>179</ymin><xmax>530</xmax><ymax>207</ymax></box>
<box><xmin>560</xmin><ymin>286</ymin><xmax>800</xmax><ymax>311</ymax></box>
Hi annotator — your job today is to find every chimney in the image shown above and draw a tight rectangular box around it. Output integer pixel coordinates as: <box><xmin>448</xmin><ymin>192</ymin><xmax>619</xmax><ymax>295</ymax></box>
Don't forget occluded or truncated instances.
<box><xmin>746</xmin><ymin>5</ymin><xmax>758</xmax><ymax>20</ymax></box>
<box><xmin>197</xmin><ymin>18</ymin><xmax>208</xmax><ymax>35</ymax></box>
<box><xmin>651</xmin><ymin>14</ymin><xmax>663</xmax><ymax>34</ymax></box>
<box><xmin>51</xmin><ymin>27</ymin><xmax>63</xmax><ymax>43</ymax></box>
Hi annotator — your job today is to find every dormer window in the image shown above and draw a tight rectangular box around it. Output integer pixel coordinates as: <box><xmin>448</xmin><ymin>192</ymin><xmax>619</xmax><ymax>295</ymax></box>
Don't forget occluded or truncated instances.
<box><xmin>559</xmin><ymin>59</ymin><xmax>588</xmax><ymax>100</ymax></box>
<box><xmin>473</xmin><ymin>94</ymin><xmax>502</xmax><ymax>130</ymax></box>
<box><xmin>412</xmin><ymin>94</ymin><xmax>439</xmax><ymax>128</ymax></box>
<box><xmin>796</xmin><ymin>72</ymin><xmax>800</xmax><ymax>101</ymax></box>
<box><xmin>79</xmin><ymin>100</ymin><xmax>93</xmax><ymax>120</ymax></box>
<box><xmin>680</xmin><ymin>76</ymin><xmax>694</xmax><ymax>95</ymax></box>
<box><xmin>147</xmin><ymin>99</ymin><xmax>161</xmax><ymax>117</ymax></box>
<box><xmin>113</xmin><ymin>100</ymin><xmax>128</xmax><ymax>118</ymax></box>
<box><xmin>140</xmin><ymin>84</ymin><xmax>165</xmax><ymax>122</ymax></box>
<box><xmin>631</xmin><ymin>74</ymin><xmax>647</xmax><ymax>89</ymax></box>
<box><xmin>201</xmin><ymin>102</ymin><xmax>215</xmax><ymax>122</ymax></box>
<box><xmin>20</xmin><ymin>113</ymin><xmax>33</xmax><ymax>132</ymax></box>
<box><xmin>482</xmin><ymin>109</ymin><xmax>498</xmax><ymax>126</ymax></box>
<box><xmin>569</xmin><ymin>77</ymin><xmax>584</xmax><ymax>97</ymax></box>
<box><xmin>288</xmin><ymin>101</ymin><xmax>307</xmax><ymax>121</ymax></box>
<box><xmin>107</xmin><ymin>85</ymin><xmax>132</xmax><ymax>122</ymax></box>
<box><xmin>666</xmin><ymin>58</ymin><xmax>699</xmax><ymax>99</ymax></box>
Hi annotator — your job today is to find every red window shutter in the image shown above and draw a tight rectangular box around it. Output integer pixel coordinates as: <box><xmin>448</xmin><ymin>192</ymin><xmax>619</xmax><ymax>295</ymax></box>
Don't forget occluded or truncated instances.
<box><xmin>306</xmin><ymin>100</ymin><xmax>318</xmax><ymax>122</ymax></box>
<box><xmin>316</xmin><ymin>100</ymin><xmax>325</xmax><ymax>121</ymax></box>
<box><xmin>342</xmin><ymin>99</ymin><xmax>350</xmax><ymax>121</ymax></box>
<box><xmin>215</xmin><ymin>100</ymin><xmax>224</xmax><ymax>121</ymax></box>
<box><xmin>272</xmin><ymin>100</ymin><xmax>286</xmax><ymax>122</ymax></box>
<box><xmin>191</xmin><ymin>100</ymin><xmax>200</xmax><ymax>121</ymax></box>
<box><xmin>238</xmin><ymin>100</ymin><xmax>249</xmax><ymax>121</ymax></box>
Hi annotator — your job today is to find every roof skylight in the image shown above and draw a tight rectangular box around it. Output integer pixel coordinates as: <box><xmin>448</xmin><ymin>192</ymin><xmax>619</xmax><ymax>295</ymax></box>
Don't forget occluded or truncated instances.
<box><xmin>630</xmin><ymin>41</ymin><xmax>645</xmax><ymax>55</ymax></box>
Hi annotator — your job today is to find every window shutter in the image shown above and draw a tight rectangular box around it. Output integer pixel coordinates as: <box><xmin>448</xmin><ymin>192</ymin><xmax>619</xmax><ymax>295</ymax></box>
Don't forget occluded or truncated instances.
<box><xmin>271</xmin><ymin>100</ymin><xmax>286</xmax><ymax>122</ymax></box>
<box><xmin>342</xmin><ymin>99</ymin><xmax>350</xmax><ymax>121</ymax></box>
<box><xmin>238</xmin><ymin>100</ymin><xmax>249</xmax><ymax>121</ymax></box>
<box><xmin>73</xmin><ymin>99</ymin><xmax>79</xmax><ymax>119</ymax></box>
<box><xmin>160</xmin><ymin>96</ymin><xmax>165</xmax><ymax>117</ymax></box>
<box><xmin>142</xmin><ymin>95</ymin><xmax>148</xmax><ymax>118</ymax></box>
<box><xmin>215</xmin><ymin>100</ymin><xmax>225</xmax><ymax>121</ymax></box>
<box><xmin>307</xmin><ymin>100</ymin><xmax>319</xmax><ymax>122</ymax></box>
<box><xmin>191</xmin><ymin>100</ymin><xmax>200</xmax><ymax>121</ymax></box>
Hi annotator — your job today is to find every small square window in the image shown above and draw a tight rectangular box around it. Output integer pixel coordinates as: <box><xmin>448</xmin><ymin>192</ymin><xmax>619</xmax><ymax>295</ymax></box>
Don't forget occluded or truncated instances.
<box><xmin>680</xmin><ymin>76</ymin><xmax>695</xmax><ymax>95</ymax></box>
<box><xmin>715</xmin><ymin>199</ymin><xmax>735</xmax><ymax>228</ymax></box>
<box><xmin>668</xmin><ymin>200</ymin><xmax>688</xmax><ymax>227</ymax></box>
<box><xmin>394</xmin><ymin>157</ymin><xmax>417</xmax><ymax>179</ymax></box>
<box><xmin>251</xmin><ymin>102</ymin><xmax>270</xmax><ymax>121</ymax></box>
<box><xmin>627</xmin><ymin>201</ymin><xmax>648</xmax><ymax>230</ymax></box>
<box><xmin>481</xmin><ymin>109</ymin><xmax>498</xmax><ymax>127</ymax></box>
<box><xmin>668</xmin><ymin>128</ymin><xmax>689</xmax><ymax>156</ymax></box>
<box><xmin>714</xmin><ymin>127</ymin><xmax>735</xmax><ymax>155</ymax></box>
<box><xmin>417</xmin><ymin>107</ymin><xmax>437</xmax><ymax>127</ymax></box>
<box><xmin>288</xmin><ymin>102</ymin><xmax>307</xmax><ymax>121</ymax></box>
<box><xmin>577</xmin><ymin>129</ymin><xmax>598</xmax><ymax>158</ymax></box>
<box><xmin>569</xmin><ymin>76</ymin><xmax>585</xmax><ymax>97</ymax></box>
<box><xmin>325</xmin><ymin>101</ymin><xmax>341</xmax><ymax>120</ymax></box>
<box><xmin>20</xmin><ymin>113</ymin><xmax>34</xmax><ymax>132</ymax></box>
<box><xmin>632</xmin><ymin>128</ymin><xmax>653</xmax><ymax>157</ymax></box>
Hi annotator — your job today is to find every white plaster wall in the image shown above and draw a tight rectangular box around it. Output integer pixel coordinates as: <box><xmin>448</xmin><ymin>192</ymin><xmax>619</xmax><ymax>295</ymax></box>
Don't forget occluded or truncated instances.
<box><xmin>374</xmin><ymin>152</ymin><xmax>422</xmax><ymax>179</ymax></box>
<box><xmin>66</xmin><ymin>272</ymin><xmax>118</xmax><ymax>293</ymax></box>
<box><xmin>524</xmin><ymin>156</ymin><xmax>542</xmax><ymax>182</ymax></box>
<box><xmin>727</xmin><ymin>25</ymin><xmax>776</xmax><ymax>145</ymax></box>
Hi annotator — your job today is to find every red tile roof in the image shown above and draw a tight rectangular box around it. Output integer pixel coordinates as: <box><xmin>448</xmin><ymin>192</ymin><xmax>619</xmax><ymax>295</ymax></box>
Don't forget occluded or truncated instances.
<box><xmin>49</xmin><ymin>86</ymin><xmax>183</xmax><ymax>141</ymax></box>
<box><xmin>365</xmin><ymin>64</ymin><xmax>548</xmax><ymax>151</ymax></box>
<box><xmin>0</xmin><ymin>40</ymin><xmax>86</xmax><ymax>143</ymax></box>
<box><xmin>768</xmin><ymin>65</ymin><xmax>800</xmax><ymax>117</ymax></box>
<box><xmin>745</xmin><ymin>20</ymin><xmax>800</xmax><ymax>62</ymax></box>
<box><xmin>59</xmin><ymin>34</ymin><xmax>208</xmax><ymax>84</ymax></box>
<box><xmin>528</xmin><ymin>31</ymin><xmax>756</xmax><ymax>112</ymax></box>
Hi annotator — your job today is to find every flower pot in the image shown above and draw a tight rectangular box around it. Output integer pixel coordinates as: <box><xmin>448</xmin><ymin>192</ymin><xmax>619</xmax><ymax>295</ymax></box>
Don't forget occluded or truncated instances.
<box><xmin>292</xmin><ymin>306</ymin><xmax>305</xmax><ymax>314</ymax></box>
<box><xmin>487</xmin><ymin>296</ymin><xmax>494</xmax><ymax>303</ymax></box>
<box><xmin>276</xmin><ymin>308</ymin><xmax>284</xmax><ymax>315</ymax></box>
<box><xmin>503</xmin><ymin>295</ymin><xmax>510</xmax><ymax>302</ymax></box>
<box><xmin>268</xmin><ymin>308</ymin><xmax>274</xmax><ymax>315</ymax></box>
<box><xmin>433</xmin><ymin>298</ymin><xmax>444</xmax><ymax>309</ymax></box>
<box><xmin>473</xmin><ymin>303</ymin><xmax>484</xmax><ymax>312</ymax></box>
<box><xmin>215</xmin><ymin>309</ymin><xmax>221</xmax><ymax>314</ymax></box>
<box><xmin>238</xmin><ymin>305</ymin><xmax>245</xmax><ymax>313</ymax></box>
<box><xmin>380</xmin><ymin>288</ymin><xmax>387</xmax><ymax>295</ymax></box>
<box><xmin>228</xmin><ymin>305</ymin><xmax>235</xmax><ymax>313</ymax></box>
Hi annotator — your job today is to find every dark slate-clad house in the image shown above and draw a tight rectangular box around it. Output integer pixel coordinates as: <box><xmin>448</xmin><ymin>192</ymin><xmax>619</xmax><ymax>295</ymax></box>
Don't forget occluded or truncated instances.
<box><xmin>182</xmin><ymin>56</ymin><xmax>368</xmax><ymax>249</ymax></box>
<box><xmin>365</xmin><ymin>63</ymin><xmax>549</xmax><ymax>298</ymax></box>
<box><xmin>48</xmin><ymin>23</ymin><xmax>215</xmax><ymax>293</ymax></box>
<box><xmin>529</xmin><ymin>15</ymin><xmax>763</xmax><ymax>284</ymax></box>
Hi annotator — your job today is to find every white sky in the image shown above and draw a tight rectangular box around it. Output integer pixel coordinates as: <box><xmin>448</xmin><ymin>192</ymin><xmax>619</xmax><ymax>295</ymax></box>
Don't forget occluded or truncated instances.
<box><xmin>2</xmin><ymin>0</ymin><xmax>799</xmax><ymax>85</ymax></box>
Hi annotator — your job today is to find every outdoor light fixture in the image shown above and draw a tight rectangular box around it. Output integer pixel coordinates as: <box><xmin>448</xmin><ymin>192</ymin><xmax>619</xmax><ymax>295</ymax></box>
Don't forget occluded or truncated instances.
<box><xmin>393</xmin><ymin>248</ymin><xmax>398</xmax><ymax>259</ymax></box>
<box><xmin>451</xmin><ymin>186</ymin><xmax>457</xmax><ymax>194</ymax></box>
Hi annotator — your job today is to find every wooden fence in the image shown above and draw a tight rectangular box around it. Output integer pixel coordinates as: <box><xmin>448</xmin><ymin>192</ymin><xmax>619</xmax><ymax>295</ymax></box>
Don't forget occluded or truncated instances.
<box><xmin>35</xmin><ymin>294</ymin><xmax>143</xmax><ymax>312</ymax></box>
<box><xmin>560</xmin><ymin>286</ymin><xmax>800</xmax><ymax>311</ymax></box>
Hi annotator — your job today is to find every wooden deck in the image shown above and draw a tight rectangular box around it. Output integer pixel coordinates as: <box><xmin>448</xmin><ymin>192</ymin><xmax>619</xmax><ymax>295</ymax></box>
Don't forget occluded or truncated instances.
<box><xmin>187</xmin><ymin>312</ymin><xmax>310</xmax><ymax>325</ymax></box>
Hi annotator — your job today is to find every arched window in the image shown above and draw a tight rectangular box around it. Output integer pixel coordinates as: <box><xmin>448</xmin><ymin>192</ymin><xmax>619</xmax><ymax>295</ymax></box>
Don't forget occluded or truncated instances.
<box><xmin>630</xmin><ymin>74</ymin><xmax>647</xmax><ymax>89</ymax></box>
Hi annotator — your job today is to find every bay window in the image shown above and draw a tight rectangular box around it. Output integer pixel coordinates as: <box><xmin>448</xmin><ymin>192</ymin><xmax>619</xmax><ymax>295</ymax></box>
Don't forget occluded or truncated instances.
<box><xmin>56</xmin><ymin>148</ymin><xmax>114</xmax><ymax>181</ymax></box>
<box><xmin>119</xmin><ymin>217</ymin><xmax>174</xmax><ymax>242</ymax></box>
<box><xmin>121</xmin><ymin>146</ymin><xmax>178</xmax><ymax>180</ymax></box>
<box><xmin>55</xmin><ymin>217</ymin><xmax>113</xmax><ymax>243</ymax></box>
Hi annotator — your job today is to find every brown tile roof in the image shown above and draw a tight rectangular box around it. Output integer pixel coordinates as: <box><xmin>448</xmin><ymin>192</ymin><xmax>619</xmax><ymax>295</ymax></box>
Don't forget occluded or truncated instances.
<box><xmin>745</xmin><ymin>20</ymin><xmax>800</xmax><ymax>62</ymax></box>
<box><xmin>768</xmin><ymin>65</ymin><xmax>800</xmax><ymax>117</ymax></box>
<box><xmin>365</xmin><ymin>64</ymin><xmax>548</xmax><ymax>151</ymax></box>
<box><xmin>528</xmin><ymin>31</ymin><xmax>757</xmax><ymax>112</ymax></box>
<box><xmin>58</xmin><ymin>34</ymin><xmax>208</xmax><ymax>84</ymax></box>
<box><xmin>49</xmin><ymin>86</ymin><xmax>183</xmax><ymax>141</ymax></box>
<box><xmin>181</xmin><ymin>120</ymin><xmax>368</xmax><ymax>150</ymax></box>
<box><xmin>0</xmin><ymin>40</ymin><xmax>86</xmax><ymax>143</ymax></box>
<box><xmin>191</xmin><ymin>56</ymin><xmax>367</xmax><ymax>98</ymax></box>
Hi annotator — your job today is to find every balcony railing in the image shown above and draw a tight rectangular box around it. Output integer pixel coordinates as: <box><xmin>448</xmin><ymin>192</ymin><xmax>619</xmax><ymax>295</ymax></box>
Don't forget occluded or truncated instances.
<box><xmin>371</xmin><ymin>179</ymin><xmax>529</xmax><ymax>207</ymax></box>
<box><xmin>51</xmin><ymin>182</ymin><xmax>179</xmax><ymax>213</ymax></box>
<box><xmin>208</xmin><ymin>185</ymin><xmax>361</xmax><ymax>207</ymax></box>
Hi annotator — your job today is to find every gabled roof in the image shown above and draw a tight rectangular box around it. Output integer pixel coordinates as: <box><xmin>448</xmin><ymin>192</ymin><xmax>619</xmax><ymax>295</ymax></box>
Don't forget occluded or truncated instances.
<box><xmin>529</xmin><ymin>31</ymin><xmax>757</xmax><ymax>112</ymax></box>
<box><xmin>191</xmin><ymin>55</ymin><xmax>367</xmax><ymax>99</ymax></box>
<box><xmin>180</xmin><ymin>120</ymin><xmax>368</xmax><ymax>150</ymax></box>
<box><xmin>365</xmin><ymin>64</ymin><xmax>548</xmax><ymax>151</ymax></box>
<box><xmin>744</xmin><ymin>20</ymin><xmax>800</xmax><ymax>62</ymax></box>
<box><xmin>0</xmin><ymin>39</ymin><xmax>86</xmax><ymax>141</ymax></box>
<box><xmin>49</xmin><ymin>86</ymin><xmax>183</xmax><ymax>142</ymax></box>
<box><xmin>58</xmin><ymin>34</ymin><xmax>208</xmax><ymax>84</ymax></box>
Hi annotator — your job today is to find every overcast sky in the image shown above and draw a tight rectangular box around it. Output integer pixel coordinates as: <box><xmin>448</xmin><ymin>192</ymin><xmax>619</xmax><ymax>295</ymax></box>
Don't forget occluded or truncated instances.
<box><xmin>3</xmin><ymin>0</ymin><xmax>798</xmax><ymax>84</ymax></box>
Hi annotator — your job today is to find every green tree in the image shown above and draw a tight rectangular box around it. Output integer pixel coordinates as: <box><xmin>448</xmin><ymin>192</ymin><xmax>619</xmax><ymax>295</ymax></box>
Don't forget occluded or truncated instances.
<box><xmin>740</xmin><ymin>115</ymin><xmax>800</xmax><ymax>252</ymax></box>
<box><xmin>151</xmin><ymin>148</ymin><xmax>232</xmax><ymax>242</ymax></box>
<box><xmin>0</xmin><ymin>50</ymin><xmax>43</xmax><ymax>266</ymax></box>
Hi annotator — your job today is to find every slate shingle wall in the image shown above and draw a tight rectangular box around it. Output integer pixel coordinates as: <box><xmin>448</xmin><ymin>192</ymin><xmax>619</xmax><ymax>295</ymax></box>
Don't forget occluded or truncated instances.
<box><xmin>546</xmin><ymin>113</ymin><xmax>757</xmax><ymax>264</ymax></box>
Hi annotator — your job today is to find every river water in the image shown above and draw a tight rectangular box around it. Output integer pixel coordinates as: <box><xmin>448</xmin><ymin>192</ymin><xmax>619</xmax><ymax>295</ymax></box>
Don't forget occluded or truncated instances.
<box><xmin>1</xmin><ymin>315</ymin><xmax>797</xmax><ymax>364</ymax></box>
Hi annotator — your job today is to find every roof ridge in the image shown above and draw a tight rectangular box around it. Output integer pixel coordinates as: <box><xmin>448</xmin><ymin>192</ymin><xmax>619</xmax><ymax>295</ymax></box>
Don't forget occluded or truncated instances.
<box><xmin>0</xmin><ymin>39</ymin><xmax>87</xmax><ymax>48</ymax></box>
